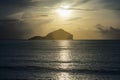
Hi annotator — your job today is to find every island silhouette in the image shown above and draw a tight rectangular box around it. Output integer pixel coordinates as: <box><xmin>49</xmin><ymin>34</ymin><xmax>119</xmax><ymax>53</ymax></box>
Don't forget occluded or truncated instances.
<box><xmin>29</xmin><ymin>29</ymin><xmax>73</xmax><ymax>40</ymax></box>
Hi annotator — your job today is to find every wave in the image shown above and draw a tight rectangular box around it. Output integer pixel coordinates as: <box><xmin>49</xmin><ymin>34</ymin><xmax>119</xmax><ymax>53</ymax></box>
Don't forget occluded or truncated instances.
<box><xmin>0</xmin><ymin>66</ymin><xmax>120</xmax><ymax>74</ymax></box>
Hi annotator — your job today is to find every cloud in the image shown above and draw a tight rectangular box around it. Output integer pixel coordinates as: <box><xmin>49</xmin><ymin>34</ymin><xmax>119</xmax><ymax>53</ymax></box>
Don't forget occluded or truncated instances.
<box><xmin>73</xmin><ymin>0</ymin><xmax>90</xmax><ymax>6</ymax></box>
<box><xmin>0</xmin><ymin>19</ymin><xmax>20</xmax><ymax>24</ymax></box>
<box><xmin>34</xmin><ymin>0</ymin><xmax>62</xmax><ymax>6</ymax></box>
<box><xmin>0</xmin><ymin>16</ymin><xmax>53</xmax><ymax>39</ymax></box>
<box><xmin>0</xmin><ymin>18</ymin><xmax>33</xmax><ymax>39</ymax></box>
<box><xmin>22</xmin><ymin>13</ymin><xmax>49</xmax><ymax>19</ymax></box>
<box><xmin>0</xmin><ymin>0</ymin><xmax>63</xmax><ymax>18</ymax></box>
<box><xmin>0</xmin><ymin>0</ymin><xmax>35</xmax><ymax>18</ymax></box>
<box><xmin>98</xmin><ymin>0</ymin><xmax>120</xmax><ymax>11</ymax></box>
<box><xmin>67</xmin><ymin>8</ymin><xmax>97</xmax><ymax>11</ymax></box>
<box><xmin>79</xmin><ymin>0</ymin><xmax>90</xmax><ymax>4</ymax></box>
<box><xmin>97</xmin><ymin>24</ymin><xmax>120</xmax><ymax>39</ymax></box>
<box><xmin>68</xmin><ymin>17</ymin><xmax>82</xmax><ymax>21</ymax></box>
<box><xmin>1</xmin><ymin>0</ymin><xmax>120</xmax><ymax>18</ymax></box>
<box><xmin>73</xmin><ymin>0</ymin><xmax>120</xmax><ymax>11</ymax></box>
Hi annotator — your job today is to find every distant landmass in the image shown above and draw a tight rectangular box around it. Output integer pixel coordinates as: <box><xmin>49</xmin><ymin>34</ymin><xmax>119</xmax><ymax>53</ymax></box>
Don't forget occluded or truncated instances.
<box><xmin>29</xmin><ymin>29</ymin><xmax>73</xmax><ymax>40</ymax></box>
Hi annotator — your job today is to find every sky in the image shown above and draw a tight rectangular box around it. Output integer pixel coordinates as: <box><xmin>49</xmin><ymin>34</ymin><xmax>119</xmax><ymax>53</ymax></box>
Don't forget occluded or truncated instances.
<box><xmin>0</xmin><ymin>0</ymin><xmax>120</xmax><ymax>39</ymax></box>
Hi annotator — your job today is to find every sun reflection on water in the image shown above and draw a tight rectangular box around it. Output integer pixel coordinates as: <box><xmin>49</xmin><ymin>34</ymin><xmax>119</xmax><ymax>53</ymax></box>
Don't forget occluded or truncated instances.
<box><xmin>59</xmin><ymin>50</ymin><xmax>71</xmax><ymax>61</ymax></box>
<box><xmin>57</xmin><ymin>72</ymin><xmax>71</xmax><ymax>80</ymax></box>
<box><xmin>58</xmin><ymin>41</ymin><xmax>72</xmax><ymax>69</ymax></box>
<box><xmin>56</xmin><ymin>41</ymin><xmax>72</xmax><ymax>80</ymax></box>
<box><xmin>59</xmin><ymin>40</ymin><xmax>71</xmax><ymax>47</ymax></box>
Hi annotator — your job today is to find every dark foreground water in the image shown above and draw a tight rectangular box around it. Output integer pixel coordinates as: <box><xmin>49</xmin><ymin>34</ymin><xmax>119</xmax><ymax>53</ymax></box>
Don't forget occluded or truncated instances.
<box><xmin>0</xmin><ymin>40</ymin><xmax>120</xmax><ymax>80</ymax></box>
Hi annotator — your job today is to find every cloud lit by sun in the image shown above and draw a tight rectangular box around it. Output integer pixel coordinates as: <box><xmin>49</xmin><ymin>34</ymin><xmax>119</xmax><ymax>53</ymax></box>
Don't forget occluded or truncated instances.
<box><xmin>56</xmin><ymin>5</ymin><xmax>72</xmax><ymax>17</ymax></box>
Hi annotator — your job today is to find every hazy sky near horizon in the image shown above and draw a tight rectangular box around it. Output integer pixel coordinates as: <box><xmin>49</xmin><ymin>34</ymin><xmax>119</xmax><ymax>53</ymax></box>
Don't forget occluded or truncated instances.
<box><xmin>0</xmin><ymin>0</ymin><xmax>120</xmax><ymax>39</ymax></box>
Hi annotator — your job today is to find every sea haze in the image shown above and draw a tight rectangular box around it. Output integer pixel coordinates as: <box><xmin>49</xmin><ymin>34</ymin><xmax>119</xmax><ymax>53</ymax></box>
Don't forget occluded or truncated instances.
<box><xmin>0</xmin><ymin>40</ymin><xmax>120</xmax><ymax>80</ymax></box>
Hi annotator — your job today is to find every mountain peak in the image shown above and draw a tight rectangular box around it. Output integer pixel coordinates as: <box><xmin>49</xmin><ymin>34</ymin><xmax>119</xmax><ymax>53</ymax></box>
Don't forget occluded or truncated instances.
<box><xmin>29</xmin><ymin>29</ymin><xmax>73</xmax><ymax>40</ymax></box>
<box><xmin>54</xmin><ymin>29</ymin><xmax>65</xmax><ymax>33</ymax></box>
<box><xmin>57</xmin><ymin>29</ymin><xmax>64</xmax><ymax>31</ymax></box>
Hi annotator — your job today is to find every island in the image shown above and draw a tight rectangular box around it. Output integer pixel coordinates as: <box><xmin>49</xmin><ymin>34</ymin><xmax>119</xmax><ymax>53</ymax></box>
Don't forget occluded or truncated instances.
<box><xmin>29</xmin><ymin>29</ymin><xmax>73</xmax><ymax>40</ymax></box>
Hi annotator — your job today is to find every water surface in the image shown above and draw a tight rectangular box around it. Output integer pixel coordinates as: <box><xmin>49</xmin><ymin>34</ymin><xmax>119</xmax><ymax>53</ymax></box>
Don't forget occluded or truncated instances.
<box><xmin>0</xmin><ymin>40</ymin><xmax>120</xmax><ymax>80</ymax></box>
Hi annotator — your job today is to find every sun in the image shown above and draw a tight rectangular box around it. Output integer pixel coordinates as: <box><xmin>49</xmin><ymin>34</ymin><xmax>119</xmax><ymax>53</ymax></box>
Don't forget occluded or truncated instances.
<box><xmin>56</xmin><ymin>6</ymin><xmax>71</xmax><ymax>17</ymax></box>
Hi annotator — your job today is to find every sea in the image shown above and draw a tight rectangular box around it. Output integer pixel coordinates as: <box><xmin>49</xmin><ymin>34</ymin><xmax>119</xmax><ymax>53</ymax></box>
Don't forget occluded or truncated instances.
<box><xmin>0</xmin><ymin>40</ymin><xmax>120</xmax><ymax>80</ymax></box>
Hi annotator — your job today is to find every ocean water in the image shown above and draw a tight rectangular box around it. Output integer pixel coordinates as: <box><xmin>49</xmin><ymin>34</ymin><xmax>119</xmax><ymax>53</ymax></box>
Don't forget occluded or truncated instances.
<box><xmin>0</xmin><ymin>40</ymin><xmax>120</xmax><ymax>80</ymax></box>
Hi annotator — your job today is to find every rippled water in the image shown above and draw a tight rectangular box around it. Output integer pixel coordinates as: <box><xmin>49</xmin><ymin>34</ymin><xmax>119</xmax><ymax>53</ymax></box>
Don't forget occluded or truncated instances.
<box><xmin>0</xmin><ymin>40</ymin><xmax>120</xmax><ymax>80</ymax></box>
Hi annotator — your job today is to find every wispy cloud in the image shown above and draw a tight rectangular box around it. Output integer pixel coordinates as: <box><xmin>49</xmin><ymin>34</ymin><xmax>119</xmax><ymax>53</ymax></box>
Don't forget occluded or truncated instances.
<box><xmin>68</xmin><ymin>17</ymin><xmax>82</xmax><ymax>21</ymax></box>
<box><xmin>67</xmin><ymin>8</ymin><xmax>97</xmax><ymax>11</ymax></box>
<box><xmin>98</xmin><ymin>0</ymin><xmax>120</xmax><ymax>10</ymax></box>
<box><xmin>97</xmin><ymin>24</ymin><xmax>120</xmax><ymax>39</ymax></box>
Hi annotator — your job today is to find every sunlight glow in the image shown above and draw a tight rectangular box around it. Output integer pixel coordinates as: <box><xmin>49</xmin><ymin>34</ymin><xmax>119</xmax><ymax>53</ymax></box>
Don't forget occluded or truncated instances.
<box><xmin>56</xmin><ymin>6</ymin><xmax>71</xmax><ymax>17</ymax></box>
<box><xmin>56</xmin><ymin>9</ymin><xmax>71</xmax><ymax>17</ymax></box>
<box><xmin>61</xmin><ymin>5</ymin><xmax>70</xmax><ymax>9</ymax></box>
